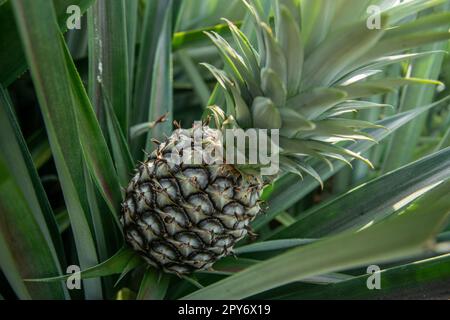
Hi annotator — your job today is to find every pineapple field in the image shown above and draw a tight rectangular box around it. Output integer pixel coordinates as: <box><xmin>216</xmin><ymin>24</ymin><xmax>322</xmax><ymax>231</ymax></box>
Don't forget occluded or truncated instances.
<box><xmin>1</xmin><ymin>0</ymin><xmax>450</xmax><ymax>301</ymax></box>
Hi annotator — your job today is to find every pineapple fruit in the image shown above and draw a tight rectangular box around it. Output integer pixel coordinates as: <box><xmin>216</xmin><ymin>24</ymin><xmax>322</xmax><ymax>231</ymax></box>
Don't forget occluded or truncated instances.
<box><xmin>121</xmin><ymin>0</ymin><xmax>442</xmax><ymax>274</ymax></box>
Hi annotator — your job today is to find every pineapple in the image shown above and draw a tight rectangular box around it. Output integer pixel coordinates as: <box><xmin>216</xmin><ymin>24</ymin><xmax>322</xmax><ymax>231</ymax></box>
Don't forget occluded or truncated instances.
<box><xmin>121</xmin><ymin>0</ymin><xmax>441</xmax><ymax>274</ymax></box>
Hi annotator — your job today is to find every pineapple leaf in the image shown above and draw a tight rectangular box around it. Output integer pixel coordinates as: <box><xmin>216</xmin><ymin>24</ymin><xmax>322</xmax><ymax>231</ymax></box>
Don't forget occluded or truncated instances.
<box><xmin>0</xmin><ymin>0</ymin><xmax>95</xmax><ymax>86</ymax></box>
<box><xmin>0</xmin><ymin>87</ymin><xmax>65</xmax><ymax>264</ymax></box>
<box><xmin>137</xmin><ymin>269</ymin><xmax>170</xmax><ymax>300</ymax></box>
<box><xmin>255</xmin><ymin>96</ymin><xmax>450</xmax><ymax>230</ymax></box>
<box><xmin>279</xmin><ymin>108</ymin><xmax>316</xmax><ymax>138</ymax></box>
<box><xmin>222</xmin><ymin>18</ymin><xmax>260</xmax><ymax>84</ymax></box>
<box><xmin>234</xmin><ymin>239</ymin><xmax>315</xmax><ymax>254</ymax></box>
<box><xmin>270</xmin><ymin>146</ymin><xmax>450</xmax><ymax>240</ymax></box>
<box><xmin>276</xmin><ymin>4</ymin><xmax>303</xmax><ymax>95</ymax></box>
<box><xmin>0</xmin><ymin>157</ymin><xmax>69</xmax><ymax>299</ymax></box>
<box><xmin>338</xmin><ymin>77</ymin><xmax>444</xmax><ymax>99</ymax></box>
<box><xmin>62</xmin><ymin>37</ymin><xmax>123</xmax><ymax>221</ymax></box>
<box><xmin>301</xmin><ymin>0</ymin><xmax>337</xmax><ymax>55</ymax></box>
<box><xmin>260</xmin><ymin>67</ymin><xmax>287</xmax><ymax>107</ymax></box>
<box><xmin>384</xmin><ymin>11</ymin><xmax>450</xmax><ymax>39</ymax></box>
<box><xmin>12</xmin><ymin>0</ymin><xmax>104</xmax><ymax>298</ymax></box>
<box><xmin>114</xmin><ymin>254</ymin><xmax>145</xmax><ymax>287</ymax></box>
<box><xmin>384</xmin><ymin>0</ymin><xmax>448</xmax><ymax>24</ymax></box>
<box><xmin>302</xmin><ymin>15</ymin><xmax>387</xmax><ymax>89</ymax></box>
<box><xmin>144</xmin><ymin>2</ymin><xmax>174</xmax><ymax>153</ymax></box>
<box><xmin>358</xmin><ymin>31</ymin><xmax>450</xmax><ymax>66</ymax></box>
<box><xmin>100</xmin><ymin>84</ymin><xmax>134</xmax><ymax>187</ymax></box>
<box><xmin>286</xmin><ymin>88</ymin><xmax>348</xmax><ymax>119</ymax></box>
<box><xmin>251</xmin><ymin>97</ymin><xmax>282</xmax><ymax>129</ymax></box>
<box><xmin>341</xmin><ymin>50</ymin><xmax>447</xmax><ymax>84</ymax></box>
<box><xmin>25</xmin><ymin>247</ymin><xmax>137</xmax><ymax>282</ymax></box>
<box><xmin>132</xmin><ymin>0</ymin><xmax>173</xmax><ymax>159</ymax></box>
<box><xmin>88</xmin><ymin>0</ymin><xmax>130</xmax><ymax>137</ymax></box>
<box><xmin>261</xmin><ymin>23</ymin><xmax>287</xmax><ymax>86</ymax></box>
<box><xmin>182</xmin><ymin>179</ymin><xmax>450</xmax><ymax>299</ymax></box>
<box><xmin>256</xmin><ymin>253</ymin><xmax>450</xmax><ymax>299</ymax></box>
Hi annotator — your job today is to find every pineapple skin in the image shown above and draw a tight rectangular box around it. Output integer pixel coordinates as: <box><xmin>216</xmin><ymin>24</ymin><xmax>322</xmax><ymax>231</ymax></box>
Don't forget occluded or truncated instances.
<box><xmin>121</xmin><ymin>126</ymin><xmax>262</xmax><ymax>274</ymax></box>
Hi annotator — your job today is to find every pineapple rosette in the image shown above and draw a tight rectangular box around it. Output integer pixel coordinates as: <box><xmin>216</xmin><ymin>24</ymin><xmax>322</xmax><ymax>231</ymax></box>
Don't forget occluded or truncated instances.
<box><xmin>121</xmin><ymin>0</ymin><xmax>443</xmax><ymax>274</ymax></box>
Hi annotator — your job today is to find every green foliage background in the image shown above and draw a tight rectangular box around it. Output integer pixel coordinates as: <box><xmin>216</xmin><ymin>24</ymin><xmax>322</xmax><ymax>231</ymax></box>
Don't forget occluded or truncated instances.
<box><xmin>0</xmin><ymin>0</ymin><xmax>450</xmax><ymax>300</ymax></box>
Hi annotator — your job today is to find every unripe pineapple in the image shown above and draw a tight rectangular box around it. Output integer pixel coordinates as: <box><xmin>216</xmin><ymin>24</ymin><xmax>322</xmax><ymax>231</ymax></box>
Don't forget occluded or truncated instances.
<box><xmin>122</xmin><ymin>0</ymin><xmax>443</xmax><ymax>274</ymax></box>
<box><xmin>122</xmin><ymin>124</ymin><xmax>264</xmax><ymax>274</ymax></box>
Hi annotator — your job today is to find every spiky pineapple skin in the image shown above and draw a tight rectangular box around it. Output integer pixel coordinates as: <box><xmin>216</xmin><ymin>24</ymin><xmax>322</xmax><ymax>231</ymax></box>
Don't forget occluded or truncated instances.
<box><xmin>121</xmin><ymin>126</ymin><xmax>262</xmax><ymax>274</ymax></box>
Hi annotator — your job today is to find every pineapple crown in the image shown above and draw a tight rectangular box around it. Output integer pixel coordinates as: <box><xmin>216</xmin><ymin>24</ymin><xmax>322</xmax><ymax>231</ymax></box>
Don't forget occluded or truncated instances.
<box><xmin>201</xmin><ymin>0</ymin><xmax>447</xmax><ymax>182</ymax></box>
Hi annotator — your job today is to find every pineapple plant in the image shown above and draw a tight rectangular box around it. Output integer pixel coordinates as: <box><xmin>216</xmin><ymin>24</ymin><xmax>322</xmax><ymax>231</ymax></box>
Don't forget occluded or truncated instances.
<box><xmin>1</xmin><ymin>0</ymin><xmax>450</xmax><ymax>300</ymax></box>
<box><xmin>121</xmin><ymin>0</ymin><xmax>389</xmax><ymax>274</ymax></box>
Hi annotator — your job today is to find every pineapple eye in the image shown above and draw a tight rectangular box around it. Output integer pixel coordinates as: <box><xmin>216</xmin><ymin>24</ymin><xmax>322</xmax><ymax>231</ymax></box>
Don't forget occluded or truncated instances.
<box><xmin>167</xmin><ymin>264</ymin><xmax>191</xmax><ymax>274</ymax></box>
<box><xmin>189</xmin><ymin>252</ymin><xmax>214</xmax><ymax>262</ymax></box>
<box><xmin>140</xmin><ymin>212</ymin><xmax>164</xmax><ymax>236</ymax></box>
<box><xmin>223</xmin><ymin>202</ymin><xmax>245</xmax><ymax>216</ymax></box>
<box><xmin>156</xmin><ymin>179</ymin><xmax>179</xmax><ymax>207</ymax></box>
<box><xmin>198</xmin><ymin>218</ymin><xmax>224</xmax><ymax>234</ymax></box>
<box><xmin>151</xmin><ymin>241</ymin><xmax>179</xmax><ymax>261</ymax></box>
<box><xmin>210</xmin><ymin>178</ymin><xmax>234</xmax><ymax>198</ymax></box>
<box><xmin>183</xmin><ymin>168</ymin><xmax>209</xmax><ymax>189</ymax></box>
<box><xmin>159</xmin><ymin>179</ymin><xmax>178</xmax><ymax>198</ymax></box>
<box><xmin>162</xmin><ymin>207</ymin><xmax>189</xmax><ymax>227</ymax></box>
<box><xmin>127</xmin><ymin>229</ymin><xmax>144</xmax><ymax>249</ymax></box>
<box><xmin>154</xmin><ymin>160</ymin><xmax>171</xmax><ymax>177</ymax></box>
<box><xmin>188</xmin><ymin>194</ymin><xmax>214</xmax><ymax>215</ymax></box>
<box><xmin>135</xmin><ymin>184</ymin><xmax>153</xmax><ymax>212</ymax></box>
<box><xmin>175</xmin><ymin>232</ymin><xmax>204</xmax><ymax>249</ymax></box>
<box><xmin>214</xmin><ymin>235</ymin><xmax>233</xmax><ymax>248</ymax></box>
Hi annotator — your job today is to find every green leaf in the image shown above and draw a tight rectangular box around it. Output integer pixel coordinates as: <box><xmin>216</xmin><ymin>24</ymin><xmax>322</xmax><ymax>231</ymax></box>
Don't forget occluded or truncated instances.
<box><xmin>261</xmin><ymin>23</ymin><xmax>287</xmax><ymax>86</ymax></box>
<box><xmin>279</xmin><ymin>108</ymin><xmax>315</xmax><ymax>138</ymax></box>
<box><xmin>277</xmin><ymin>4</ymin><xmax>303</xmax><ymax>96</ymax></box>
<box><xmin>0</xmin><ymin>87</ymin><xmax>65</xmax><ymax>264</ymax></box>
<box><xmin>301</xmin><ymin>0</ymin><xmax>336</xmax><ymax>55</ymax></box>
<box><xmin>286</xmin><ymin>88</ymin><xmax>347</xmax><ymax>119</ymax></box>
<box><xmin>260</xmin><ymin>67</ymin><xmax>286</xmax><ymax>107</ymax></box>
<box><xmin>209</xmin><ymin>256</ymin><xmax>351</xmax><ymax>285</ymax></box>
<box><xmin>358</xmin><ymin>31</ymin><xmax>450</xmax><ymax>66</ymax></box>
<box><xmin>0</xmin><ymin>157</ymin><xmax>68</xmax><ymax>299</ymax></box>
<box><xmin>382</xmin><ymin>2</ymin><xmax>450</xmax><ymax>172</ymax></box>
<box><xmin>137</xmin><ymin>269</ymin><xmax>170</xmax><ymax>300</ymax></box>
<box><xmin>182</xmin><ymin>180</ymin><xmax>450</xmax><ymax>299</ymax></box>
<box><xmin>0</xmin><ymin>0</ymin><xmax>95</xmax><ymax>86</ymax></box>
<box><xmin>384</xmin><ymin>11</ymin><xmax>450</xmax><ymax>40</ymax></box>
<box><xmin>254</xmin><ymin>96</ymin><xmax>450</xmax><ymax>230</ymax></box>
<box><xmin>87</xmin><ymin>0</ymin><xmax>130</xmax><ymax>136</ymax></box>
<box><xmin>144</xmin><ymin>1</ymin><xmax>174</xmax><ymax>152</ymax></box>
<box><xmin>62</xmin><ymin>38</ymin><xmax>123</xmax><ymax>222</ymax></box>
<box><xmin>131</xmin><ymin>0</ymin><xmax>172</xmax><ymax>159</ymax></box>
<box><xmin>101</xmin><ymin>85</ymin><xmax>134</xmax><ymax>187</ymax></box>
<box><xmin>114</xmin><ymin>255</ymin><xmax>145</xmax><ymax>287</ymax></box>
<box><xmin>251</xmin><ymin>96</ymin><xmax>281</xmax><ymax>129</ymax></box>
<box><xmin>223</xmin><ymin>18</ymin><xmax>260</xmax><ymax>85</ymax></box>
<box><xmin>172</xmin><ymin>21</ymin><xmax>238</xmax><ymax>51</ymax></box>
<box><xmin>12</xmin><ymin>0</ymin><xmax>102</xmax><ymax>299</ymax></box>
<box><xmin>338</xmin><ymin>77</ymin><xmax>443</xmax><ymax>100</ymax></box>
<box><xmin>125</xmin><ymin>0</ymin><xmax>138</xmax><ymax>90</ymax></box>
<box><xmin>302</xmin><ymin>16</ymin><xmax>386</xmax><ymax>89</ymax></box>
<box><xmin>270</xmin><ymin>147</ymin><xmax>450</xmax><ymax>240</ymax></box>
<box><xmin>384</xmin><ymin>0</ymin><xmax>447</xmax><ymax>24</ymax></box>
<box><xmin>234</xmin><ymin>239</ymin><xmax>315</xmax><ymax>255</ymax></box>
<box><xmin>177</xmin><ymin>49</ymin><xmax>211</xmax><ymax>107</ymax></box>
<box><xmin>277</xmin><ymin>253</ymin><xmax>450</xmax><ymax>299</ymax></box>
<box><xmin>25</xmin><ymin>247</ymin><xmax>137</xmax><ymax>282</ymax></box>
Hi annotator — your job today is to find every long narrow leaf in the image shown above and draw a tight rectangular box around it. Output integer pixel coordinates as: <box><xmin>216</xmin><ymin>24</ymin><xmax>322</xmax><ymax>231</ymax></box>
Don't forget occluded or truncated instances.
<box><xmin>270</xmin><ymin>147</ymin><xmax>450</xmax><ymax>240</ymax></box>
<box><xmin>12</xmin><ymin>0</ymin><xmax>102</xmax><ymax>299</ymax></box>
<box><xmin>0</xmin><ymin>158</ymin><xmax>68</xmax><ymax>299</ymax></box>
<box><xmin>183</xmin><ymin>180</ymin><xmax>450</xmax><ymax>299</ymax></box>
